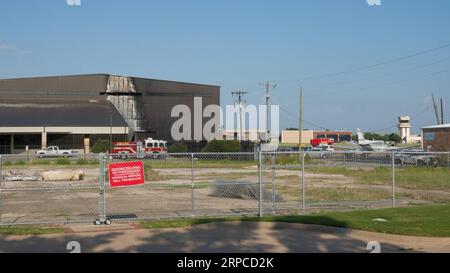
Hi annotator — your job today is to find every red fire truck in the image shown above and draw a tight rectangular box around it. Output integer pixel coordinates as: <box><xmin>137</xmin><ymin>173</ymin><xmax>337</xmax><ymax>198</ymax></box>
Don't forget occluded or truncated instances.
<box><xmin>112</xmin><ymin>138</ymin><xmax>168</xmax><ymax>159</ymax></box>
<box><xmin>310</xmin><ymin>138</ymin><xmax>335</xmax><ymax>148</ymax></box>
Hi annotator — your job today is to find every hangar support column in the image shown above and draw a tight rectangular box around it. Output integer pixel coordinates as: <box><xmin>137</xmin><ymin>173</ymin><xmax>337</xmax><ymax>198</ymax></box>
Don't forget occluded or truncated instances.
<box><xmin>41</xmin><ymin>128</ymin><xmax>47</xmax><ymax>150</ymax></box>
<box><xmin>10</xmin><ymin>134</ymin><xmax>14</xmax><ymax>154</ymax></box>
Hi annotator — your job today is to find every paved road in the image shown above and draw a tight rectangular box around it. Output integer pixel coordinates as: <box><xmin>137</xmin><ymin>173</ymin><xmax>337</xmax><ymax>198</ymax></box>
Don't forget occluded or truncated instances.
<box><xmin>1</xmin><ymin>222</ymin><xmax>450</xmax><ymax>253</ymax></box>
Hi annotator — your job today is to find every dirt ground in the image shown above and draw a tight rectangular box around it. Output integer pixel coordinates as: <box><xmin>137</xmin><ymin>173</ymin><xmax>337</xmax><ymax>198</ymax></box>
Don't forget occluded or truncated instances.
<box><xmin>1</xmin><ymin>164</ymin><xmax>449</xmax><ymax>225</ymax></box>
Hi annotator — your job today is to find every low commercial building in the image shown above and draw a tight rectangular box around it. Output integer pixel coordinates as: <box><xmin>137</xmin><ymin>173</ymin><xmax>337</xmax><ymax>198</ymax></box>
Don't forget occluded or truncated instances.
<box><xmin>422</xmin><ymin>124</ymin><xmax>450</xmax><ymax>152</ymax></box>
<box><xmin>313</xmin><ymin>131</ymin><xmax>352</xmax><ymax>142</ymax></box>
<box><xmin>281</xmin><ymin>130</ymin><xmax>314</xmax><ymax>145</ymax></box>
<box><xmin>222</xmin><ymin>129</ymin><xmax>267</xmax><ymax>142</ymax></box>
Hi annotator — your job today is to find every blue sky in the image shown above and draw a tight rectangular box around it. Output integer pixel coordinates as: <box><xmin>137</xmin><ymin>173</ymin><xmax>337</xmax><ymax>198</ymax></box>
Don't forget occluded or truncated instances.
<box><xmin>1</xmin><ymin>0</ymin><xmax>450</xmax><ymax>134</ymax></box>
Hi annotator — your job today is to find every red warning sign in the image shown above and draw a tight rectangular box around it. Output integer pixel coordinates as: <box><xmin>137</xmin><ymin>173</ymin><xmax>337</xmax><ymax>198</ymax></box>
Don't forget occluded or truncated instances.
<box><xmin>108</xmin><ymin>161</ymin><xmax>145</xmax><ymax>188</ymax></box>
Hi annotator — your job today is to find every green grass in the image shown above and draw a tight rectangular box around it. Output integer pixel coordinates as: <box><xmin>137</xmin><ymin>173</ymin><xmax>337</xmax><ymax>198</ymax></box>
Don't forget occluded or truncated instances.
<box><xmin>3</xmin><ymin>158</ymin><xmax>99</xmax><ymax>167</ymax></box>
<box><xmin>2</xmin><ymin>204</ymin><xmax>450</xmax><ymax>237</ymax></box>
<box><xmin>140</xmin><ymin>218</ymin><xmax>236</xmax><ymax>229</ymax></box>
<box><xmin>308</xmin><ymin>166</ymin><xmax>450</xmax><ymax>190</ymax></box>
<box><xmin>0</xmin><ymin>226</ymin><xmax>64</xmax><ymax>235</ymax></box>
<box><xmin>89</xmin><ymin>159</ymin><xmax>99</xmax><ymax>165</ymax></box>
<box><xmin>143</xmin><ymin>159</ymin><xmax>256</xmax><ymax>169</ymax></box>
<box><xmin>294</xmin><ymin>204</ymin><xmax>450</xmax><ymax>237</ymax></box>
<box><xmin>30</xmin><ymin>159</ymin><xmax>52</xmax><ymax>165</ymax></box>
<box><xmin>15</xmin><ymin>160</ymin><xmax>26</xmax><ymax>165</ymax></box>
<box><xmin>76</xmin><ymin>158</ymin><xmax>89</xmax><ymax>165</ymax></box>
<box><xmin>55</xmin><ymin>158</ymin><xmax>71</xmax><ymax>165</ymax></box>
<box><xmin>144</xmin><ymin>166</ymin><xmax>165</xmax><ymax>181</ymax></box>
<box><xmin>306</xmin><ymin>186</ymin><xmax>391</xmax><ymax>202</ymax></box>
<box><xmin>3</xmin><ymin>160</ymin><xmax>12</xmax><ymax>166</ymax></box>
<box><xmin>140</xmin><ymin>204</ymin><xmax>450</xmax><ymax>237</ymax></box>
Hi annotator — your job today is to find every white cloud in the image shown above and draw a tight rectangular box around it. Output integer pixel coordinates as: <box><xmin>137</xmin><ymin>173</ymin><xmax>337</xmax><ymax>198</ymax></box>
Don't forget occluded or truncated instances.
<box><xmin>0</xmin><ymin>43</ymin><xmax>31</xmax><ymax>55</ymax></box>
<box><xmin>0</xmin><ymin>43</ymin><xmax>16</xmax><ymax>51</ymax></box>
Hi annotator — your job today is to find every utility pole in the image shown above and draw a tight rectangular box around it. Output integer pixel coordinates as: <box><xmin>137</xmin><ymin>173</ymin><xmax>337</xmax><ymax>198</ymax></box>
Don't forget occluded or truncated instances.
<box><xmin>432</xmin><ymin>94</ymin><xmax>441</xmax><ymax>125</ymax></box>
<box><xmin>299</xmin><ymin>87</ymin><xmax>303</xmax><ymax>150</ymax></box>
<box><xmin>441</xmin><ymin>98</ymin><xmax>444</xmax><ymax>124</ymax></box>
<box><xmin>232</xmin><ymin>91</ymin><xmax>248</xmax><ymax>141</ymax></box>
<box><xmin>259</xmin><ymin>81</ymin><xmax>276</xmax><ymax>141</ymax></box>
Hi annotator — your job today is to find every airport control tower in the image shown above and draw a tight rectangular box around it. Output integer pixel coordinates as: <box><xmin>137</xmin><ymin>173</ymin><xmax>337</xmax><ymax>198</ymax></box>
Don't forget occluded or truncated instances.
<box><xmin>398</xmin><ymin>116</ymin><xmax>412</xmax><ymax>144</ymax></box>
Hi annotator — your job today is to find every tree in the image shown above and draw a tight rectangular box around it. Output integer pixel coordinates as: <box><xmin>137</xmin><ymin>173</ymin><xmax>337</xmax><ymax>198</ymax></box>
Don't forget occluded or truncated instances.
<box><xmin>201</xmin><ymin>140</ymin><xmax>240</xmax><ymax>153</ymax></box>
<box><xmin>388</xmin><ymin>133</ymin><xmax>402</xmax><ymax>143</ymax></box>
<box><xmin>362</xmin><ymin>132</ymin><xmax>402</xmax><ymax>143</ymax></box>
<box><xmin>91</xmin><ymin>139</ymin><xmax>110</xmax><ymax>153</ymax></box>
<box><xmin>168</xmin><ymin>142</ymin><xmax>189</xmax><ymax>153</ymax></box>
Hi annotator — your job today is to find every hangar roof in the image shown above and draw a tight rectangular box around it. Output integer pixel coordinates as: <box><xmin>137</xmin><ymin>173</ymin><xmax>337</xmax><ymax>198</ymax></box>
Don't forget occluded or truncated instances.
<box><xmin>0</xmin><ymin>74</ymin><xmax>220</xmax><ymax>134</ymax></box>
<box><xmin>0</xmin><ymin>74</ymin><xmax>220</xmax><ymax>95</ymax></box>
<box><xmin>422</xmin><ymin>124</ymin><xmax>450</xmax><ymax>129</ymax></box>
<box><xmin>0</xmin><ymin>101</ymin><xmax>127</xmax><ymax>127</ymax></box>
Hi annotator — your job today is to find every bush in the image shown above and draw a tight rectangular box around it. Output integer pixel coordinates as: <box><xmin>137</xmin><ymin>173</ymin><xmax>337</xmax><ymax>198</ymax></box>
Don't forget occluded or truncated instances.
<box><xmin>3</xmin><ymin>161</ymin><xmax>12</xmax><ymax>166</ymax></box>
<box><xmin>201</xmin><ymin>140</ymin><xmax>241</xmax><ymax>153</ymax></box>
<box><xmin>168</xmin><ymin>143</ymin><xmax>188</xmax><ymax>153</ymax></box>
<box><xmin>91</xmin><ymin>139</ymin><xmax>111</xmax><ymax>154</ymax></box>
<box><xmin>31</xmin><ymin>159</ymin><xmax>51</xmax><ymax>165</ymax></box>
<box><xmin>76</xmin><ymin>158</ymin><xmax>88</xmax><ymax>165</ymax></box>
<box><xmin>56</xmin><ymin>158</ymin><xmax>71</xmax><ymax>165</ymax></box>
<box><xmin>89</xmin><ymin>159</ymin><xmax>99</xmax><ymax>165</ymax></box>
<box><xmin>15</xmin><ymin>160</ymin><xmax>26</xmax><ymax>165</ymax></box>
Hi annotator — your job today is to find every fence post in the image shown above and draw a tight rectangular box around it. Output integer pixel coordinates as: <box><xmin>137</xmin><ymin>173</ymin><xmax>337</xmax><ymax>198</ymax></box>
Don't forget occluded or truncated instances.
<box><xmin>447</xmin><ymin>152</ymin><xmax>449</xmax><ymax>171</ymax></box>
<box><xmin>271</xmin><ymin>154</ymin><xmax>276</xmax><ymax>215</ymax></box>
<box><xmin>392</xmin><ymin>152</ymin><xmax>396</xmax><ymax>208</ymax></box>
<box><xmin>258</xmin><ymin>150</ymin><xmax>263</xmax><ymax>217</ymax></box>
<box><xmin>98</xmin><ymin>154</ymin><xmax>107</xmax><ymax>222</ymax></box>
<box><xmin>191</xmin><ymin>153</ymin><xmax>196</xmax><ymax>217</ymax></box>
<box><xmin>301</xmin><ymin>153</ymin><xmax>306</xmax><ymax>215</ymax></box>
<box><xmin>0</xmin><ymin>155</ymin><xmax>2</xmax><ymax>224</ymax></box>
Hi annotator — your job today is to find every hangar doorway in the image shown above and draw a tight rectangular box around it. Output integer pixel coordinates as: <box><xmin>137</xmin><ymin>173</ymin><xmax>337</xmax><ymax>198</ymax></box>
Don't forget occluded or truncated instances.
<box><xmin>0</xmin><ymin>134</ymin><xmax>11</xmax><ymax>154</ymax></box>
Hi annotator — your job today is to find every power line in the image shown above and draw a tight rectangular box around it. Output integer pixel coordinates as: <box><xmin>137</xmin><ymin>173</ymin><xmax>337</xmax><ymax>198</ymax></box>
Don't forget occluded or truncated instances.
<box><xmin>215</xmin><ymin>43</ymin><xmax>450</xmax><ymax>92</ymax></box>
<box><xmin>370</xmin><ymin>105</ymin><xmax>432</xmax><ymax>133</ymax></box>
<box><xmin>302</xmin><ymin>55</ymin><xmax>450</xmax><ymax>88</ymax></box>
<box><xmin>274</xmin><ymin>97</ymin><xmax>433</xmax><ymax>134</ymax></box>
<box><xmin>271</xmin><ymin>99</ymin><xmax>331</xmax><ymax>130</ymax></box>
<box><xmin>304</xmin><ymin>66</ymin><xmax>450</xmax><ymax>98</ymax></box>
<box><xmin>274</xmin><ymin>42</ymin><xmax>450</xmax><ymax>83</ymax></box>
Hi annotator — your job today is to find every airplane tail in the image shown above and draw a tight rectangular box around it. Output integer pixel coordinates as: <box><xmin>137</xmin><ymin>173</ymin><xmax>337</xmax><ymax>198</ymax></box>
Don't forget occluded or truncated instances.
<box><xmin>356</xmin><ymin>129</ymin><xmax>365</xmax><ymax>143</ymax></box>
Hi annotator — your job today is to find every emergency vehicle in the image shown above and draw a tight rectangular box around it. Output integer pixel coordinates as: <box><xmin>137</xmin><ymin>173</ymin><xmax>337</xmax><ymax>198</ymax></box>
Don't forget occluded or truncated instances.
<box><xmin>310</xmin><ymin>138</ymin><xmax>335</xmax><ymax>148</ymax></box>
<box><xmin>112</xmin><ymin>138</ymin><xmax>168</xmax><ymax>159</ymax></box>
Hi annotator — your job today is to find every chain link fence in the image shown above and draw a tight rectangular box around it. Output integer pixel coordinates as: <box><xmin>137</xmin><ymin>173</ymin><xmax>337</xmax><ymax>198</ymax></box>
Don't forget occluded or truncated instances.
<box><xmin>0</xmin><ymin>151</ymin><xmax>449</xmax><ymax>226</ymax></box>
<box><xmin>0</xmin><ymin>154</ymin><xmax>100</xmax><ymax>225</ymax></box>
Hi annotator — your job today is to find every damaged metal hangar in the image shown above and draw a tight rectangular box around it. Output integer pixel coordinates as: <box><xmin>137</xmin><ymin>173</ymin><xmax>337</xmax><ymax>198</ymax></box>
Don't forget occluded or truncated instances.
<box><xmin>0</xmin><ymin>74</ymin><xmax>220</xmax><ymax>154</ymax></box>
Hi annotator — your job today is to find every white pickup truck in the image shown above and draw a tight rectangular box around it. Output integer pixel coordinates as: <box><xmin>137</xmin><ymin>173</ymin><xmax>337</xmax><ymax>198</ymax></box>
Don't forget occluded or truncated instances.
<box><xmin>36</xmin><ymin>146</ymin><xmax>78</xmax><ymax>158</ymax></box>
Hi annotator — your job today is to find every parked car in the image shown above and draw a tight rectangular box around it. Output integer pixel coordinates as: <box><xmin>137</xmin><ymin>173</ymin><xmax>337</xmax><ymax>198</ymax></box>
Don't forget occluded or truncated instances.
<box><xmin>36</xmin><ymin>146</ymin><xmax>78</xmax><ymax>158</ymax></box>
<box><xmin>306</xmin><ymin>147</ymin><xmax>333</xmax><ymax>159</ymax></box>
<box><xmin>394</xmin><ymin>151</ymin><xmax>438</xmax><ymax>167</ymax></box>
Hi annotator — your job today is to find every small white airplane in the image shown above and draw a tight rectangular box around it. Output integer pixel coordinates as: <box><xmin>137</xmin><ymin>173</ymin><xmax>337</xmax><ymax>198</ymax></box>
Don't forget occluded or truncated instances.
<box><xmin>356</xmin><ymin>129</ymin><xmax>398</xmax><ymax>152</ymax></box>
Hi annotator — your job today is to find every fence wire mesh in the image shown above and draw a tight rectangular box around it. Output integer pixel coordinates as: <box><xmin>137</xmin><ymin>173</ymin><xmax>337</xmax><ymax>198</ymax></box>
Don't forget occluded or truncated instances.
<box><xmin>0</xmin><ymin>154</ymin><xmax>100</xmax><ymax>225</ymax></box>
<box><xmin>0</xmin><ymin>150</ymin><xmax>449</xmax><ymax>226</ymax></box>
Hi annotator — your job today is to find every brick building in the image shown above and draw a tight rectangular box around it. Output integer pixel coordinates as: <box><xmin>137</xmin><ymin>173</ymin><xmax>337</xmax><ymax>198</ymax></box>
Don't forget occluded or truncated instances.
<box><xmin>313</xmin><ymin>131</ymin><xmax>352</xmax><ymax>142</ymax></box>
<box><xmin>422</xmin><ymin>124</ymin><xmax>450</xmax><ymax>151</ymax></box>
